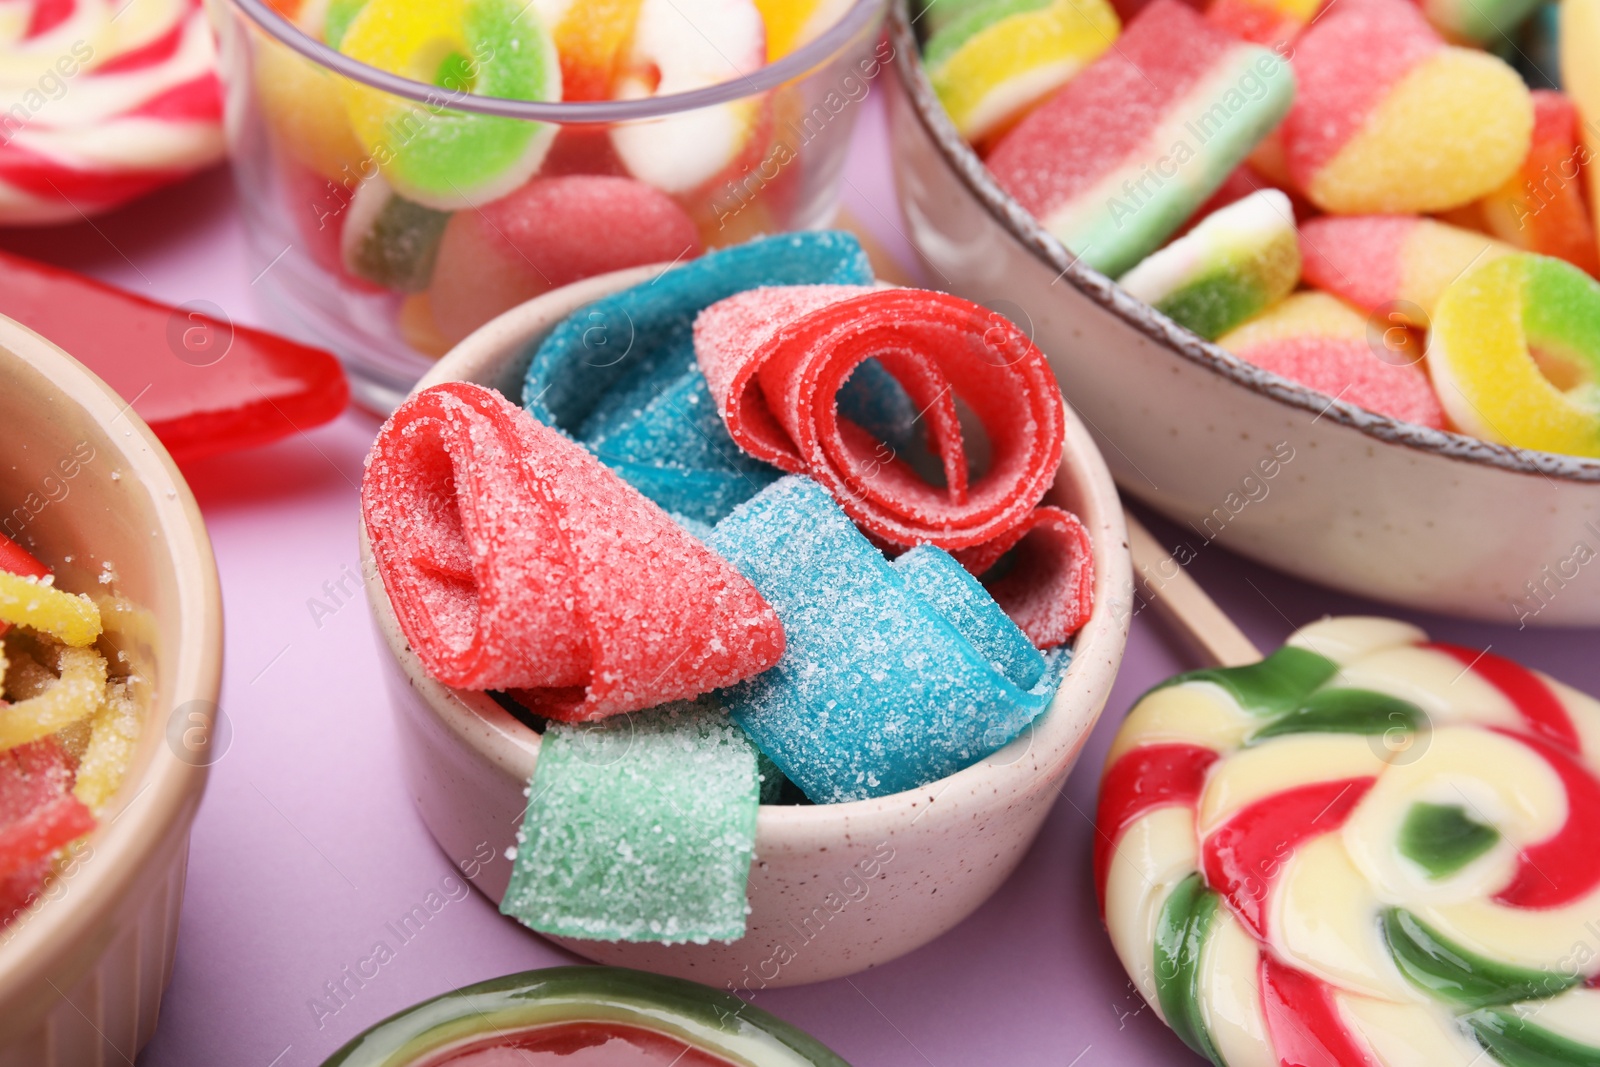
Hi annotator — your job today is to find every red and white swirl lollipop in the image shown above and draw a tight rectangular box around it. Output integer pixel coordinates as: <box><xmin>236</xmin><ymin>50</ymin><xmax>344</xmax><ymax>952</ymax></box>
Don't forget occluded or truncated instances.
<box><xmin>0</xmin><ymin>0</ymin><xmax>223</xmax><ymax>225</ymax></box>
<box><xmin>1097</xmin><ymin>616</ymin><xmax>1600</xmax><ymax>1067</ymax></box>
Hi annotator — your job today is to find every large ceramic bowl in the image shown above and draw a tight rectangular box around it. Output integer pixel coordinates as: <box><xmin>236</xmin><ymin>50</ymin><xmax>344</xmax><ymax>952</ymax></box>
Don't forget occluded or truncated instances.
<box><xmin>885</xmin><ymin>0</ymin><xmax>1600</xmax><ymax>627</ymax></box>
<box><xmin>360</xmin><ymin>264</ymin><xmax>1133</xmax><ymax>988</ymax></box>
<box><xmin>0</xmin><ymin>316</ymin><xmax>223</xmax><ymax>1064</ymax></box>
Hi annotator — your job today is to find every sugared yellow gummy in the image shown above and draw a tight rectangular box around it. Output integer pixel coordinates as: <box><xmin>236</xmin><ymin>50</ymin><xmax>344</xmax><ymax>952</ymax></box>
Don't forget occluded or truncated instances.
<box><xmin>0</xmin><ymin>571</ymin><xmax>102</xmax><ymax>647</ymax></box>
<box><xmin>1307</xmin><ymin>49</ymin><xmax>1532</xmax><ymax>214</ymax></box>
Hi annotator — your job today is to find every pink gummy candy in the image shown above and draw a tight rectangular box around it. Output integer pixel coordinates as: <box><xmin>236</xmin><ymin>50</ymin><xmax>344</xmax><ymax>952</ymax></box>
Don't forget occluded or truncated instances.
<box><xmin>695</xmin><ymin>285</ymin><xmax>1096</xmax><ymax>647</ymax></box>
<box><xmin>361</xmin><ymin>382</ymin><xmax>785</xmax><ymax>720</ymax></box>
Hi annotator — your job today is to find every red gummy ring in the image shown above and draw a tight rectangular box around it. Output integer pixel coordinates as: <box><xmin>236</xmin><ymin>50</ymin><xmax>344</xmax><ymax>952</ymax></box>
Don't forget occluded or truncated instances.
<box><xmin>361</xmin><ymin>382</ymin><xmax>785</xmax><ymax>721</ymax></box>
<box><xmin>696</xmin><ymin>286</ymin><xmax>1093</xmax><ymax>647</ymax></box>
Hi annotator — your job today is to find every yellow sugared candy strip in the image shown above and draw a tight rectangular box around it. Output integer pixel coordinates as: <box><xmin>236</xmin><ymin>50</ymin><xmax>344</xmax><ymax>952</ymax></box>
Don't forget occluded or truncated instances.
<box><xmin>73</xmin><ymin>680</ymin><xmax>143</xmax><ymax>812</ymax></box>
<box><xmin>1427</xmin><ymin>253</ymin><xmax>1600</xmax><ymax>458</ymax></box>
<box><xmin>0</xmin><ymin>571</ymin><xmax>102</xmax><ymax>647</ymax></box>
<box><xmin>0</xmin><ymin>646</ymin><xmax>108</xmax><ymax>753</ymax></box>
<box><xmin>1309</xmin><ymin>49</ymin><xmax>1531</xmax><ymax>214</ymax></box>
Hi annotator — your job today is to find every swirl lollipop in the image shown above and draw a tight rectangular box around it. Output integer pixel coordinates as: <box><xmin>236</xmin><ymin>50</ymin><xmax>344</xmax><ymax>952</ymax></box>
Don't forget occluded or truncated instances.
<box><xmin>0</xmin><ymin>0</ymin><xmax>224</xmax><ymax>224</ymax></box>
<box><xmin>1097</xmin><ymin>615</ymin><xmax>1600</xmax><ymax>1066</ymax></box>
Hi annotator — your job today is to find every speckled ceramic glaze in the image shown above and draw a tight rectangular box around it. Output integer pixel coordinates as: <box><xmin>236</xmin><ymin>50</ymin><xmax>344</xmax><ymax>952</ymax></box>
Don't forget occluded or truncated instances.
<box><xmin>0</xmin><ymin>316</ymin><xmax>223</xmax><ymax>1065</ymax></box>
<box><xmin>360</xmin><ymin>265</ymin><xmax>1133</xmax><ymax>988</ymax></box>
<box><xmin>884</xmin><ymin>0</ymin><xmax>1600</xmax><ymax>627</ymax></box>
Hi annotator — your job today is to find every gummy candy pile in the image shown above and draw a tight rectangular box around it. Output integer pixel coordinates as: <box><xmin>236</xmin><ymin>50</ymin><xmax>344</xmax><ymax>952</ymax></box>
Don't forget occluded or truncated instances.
<box><xmin>919</xmin><ymin>0</ymin><xmax>1600</xmax><ymax>459</ymax></box>
<box><xmin>1096</xmin><ymin>617</ymin><xmax>1600</xmax><ymax>1067</ymax></box>
<box><xmin>257</xmin><ymin>0</ymin><xmax>857</xmax><ymax>355</ymax></box>
<box><xmin>0</xmin><ymin>533</ymin><xmax>141</xmax><ymax>932</ymax></box>
<box><xmin>362</xmin><ymin>233</ymin><xmax>1096</xmax><ymax>944</ymax></box>
<box><xmin>0</xmin><ymin>0</ymin><xmax>225</xmax><ymax>225</ymax></box>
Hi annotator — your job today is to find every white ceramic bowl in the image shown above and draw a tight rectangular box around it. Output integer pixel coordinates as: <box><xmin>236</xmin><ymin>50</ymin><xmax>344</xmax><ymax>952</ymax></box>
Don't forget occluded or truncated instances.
<box><xmin>885</xmin><ymin>1</ymin><xmax>1600</xmax><ymax>627</ymax></box>
<box><xmin>360</xmin><ymin>264</ymin><xmax>1133</xmax><ymax>987</ymax></box>
<box><xmin>0</xmin><ymin>316</ymin><xmax>223</xmax><ymax>1064</ymax></box>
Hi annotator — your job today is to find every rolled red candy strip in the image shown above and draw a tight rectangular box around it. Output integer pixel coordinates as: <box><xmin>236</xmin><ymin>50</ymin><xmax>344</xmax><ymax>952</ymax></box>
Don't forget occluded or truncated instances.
<box><xmin>361</xmin><ymin>382</ymin><xmax>785</xmax><ymax>721</ymax></box>
<box><xmin>696</xmin><ymin>285</ymin><xmax>1092</xmax><ymax>646</ymax></box>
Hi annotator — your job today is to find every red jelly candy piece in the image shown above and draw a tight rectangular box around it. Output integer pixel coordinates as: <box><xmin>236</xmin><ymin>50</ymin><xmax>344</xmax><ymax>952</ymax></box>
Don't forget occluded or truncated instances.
<box><xmin>696</xmin><ymin>285</ymin><xmax>1094</xmax><ymax>646</ymax></box>
<box><xmin>362</xmin><ymin>382</ymin><xmax>785</xmax><ymax>720</ymax></box>
<box><xmin>0</xmin><ymin>738</ymin><xmax>95</xmax><ymax>911</ymax></box>
<box><xmin>0</xmin><ymin>249</ymin><xmax>348</xmax><ymax>464</ymax></box>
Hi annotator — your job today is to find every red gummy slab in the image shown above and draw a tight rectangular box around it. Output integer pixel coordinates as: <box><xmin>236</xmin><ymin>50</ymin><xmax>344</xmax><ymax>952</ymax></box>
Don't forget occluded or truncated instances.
<box><xmin>696</xmin><ymin>284</ymin><xmax>1094</xmax><ymax>647</ymax></box>
<box><xmin>1282</xmin><ymin>0</ymin><xmax>1441</xmax><ymax>187</ymax></box>
<box><xmin>0</xmin><ymin>738</ymin><xmax>94</xmax><ymax>907</ymax></box>
<box><xmin>362</xmin><ymin>382</ymin><xmax>785</xmax><ymax>721</ymax></box>
<box><xmin>0</xmin><ymin>250</ymin><xmax>348</xmax><ymax>464</ymax></box>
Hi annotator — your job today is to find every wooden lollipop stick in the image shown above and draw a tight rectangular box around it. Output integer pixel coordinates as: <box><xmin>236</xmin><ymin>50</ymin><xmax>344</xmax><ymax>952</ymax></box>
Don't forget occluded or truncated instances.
<box><xmin>1124</xmin><ymin>511</ymin><xmax>1262</xmax><ymax>668</ymax></box>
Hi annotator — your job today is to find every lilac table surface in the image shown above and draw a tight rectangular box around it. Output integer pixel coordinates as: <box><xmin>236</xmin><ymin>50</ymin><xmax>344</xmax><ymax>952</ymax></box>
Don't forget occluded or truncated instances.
<box><xmin>3</xmin><ymin>93</ymin><xmax>1598</xmax><ymax>1067</ymax></box>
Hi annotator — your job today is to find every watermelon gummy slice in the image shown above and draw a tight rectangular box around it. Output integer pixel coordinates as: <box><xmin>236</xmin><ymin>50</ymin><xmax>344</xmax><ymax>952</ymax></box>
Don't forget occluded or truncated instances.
<box><xmin>709</xmin><ymin>477</ymin><xmax>1068</xmax><ymax>804</ymax></box>
<box><xmin>695</xmin><ymin>283</ymin><xmax>1093</xmax><ymax>647</ymax></box>
<box><xmin>500</xmin><ymin>700</ymin><xmax>759</xmax><ymax>944</ymax></box>
<box><xmin>361</xmin><ymin>381</ymin><xmax>785</xmax><ymax>720</ymax></box>
<box><xmin>522</xmin><ymin>231</ymin><xmax>875</xmax><ymax>524</ymax></box>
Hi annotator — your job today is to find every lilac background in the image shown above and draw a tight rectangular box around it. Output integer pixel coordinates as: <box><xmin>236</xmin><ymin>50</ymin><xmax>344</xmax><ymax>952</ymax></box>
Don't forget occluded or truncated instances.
<box><xmin>3</xmin><ymin>93</ymin><xmax>1597</xmax><ymax>1067</ymax></box>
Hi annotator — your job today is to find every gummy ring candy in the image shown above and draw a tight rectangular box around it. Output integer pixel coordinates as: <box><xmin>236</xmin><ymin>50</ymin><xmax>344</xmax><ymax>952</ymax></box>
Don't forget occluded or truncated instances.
<box><xmin>361</xmin><ymin>382</ymin><xmax>784</xmax><ymax>721</ymax></box>
<box><xmin>1427</xmin><ymin>254</ymin><xmax>1600</xmax><ymax>459</ymax></box>
<box><xmin>1096</xmin><ymin>617</ymin><xmax>1600</xmax><ymax>1067</ymax></box>
<box><xmin>696</xmin><ymin>284</ymin><xmax>1094</xmax><ymax>647</ymax></box>
<box><xmin>338</xmin><ymin>0</ymin><xmax>560</xmax><ymax>209</ymax></box>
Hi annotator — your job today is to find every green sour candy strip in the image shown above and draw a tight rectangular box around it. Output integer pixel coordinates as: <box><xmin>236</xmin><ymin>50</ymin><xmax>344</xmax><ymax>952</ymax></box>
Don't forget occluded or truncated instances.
<box><xmin>1382</xmin><ymin>909</ymin><xmax>1578</xmax><ymax>1010</ymax></box>
<box><xmin>1398</xmin><ymin>802</ymin><xmax>1501</xmax><ymax>880</ymax></box>
<box><xmin>1153</xmin><ymin>873</ymin><xmax>1226</xmax><ymax>1066</ymax></box>
<box><xmin>501</xmin><ymin>703</ymin><xmax>761</xmax><ymax>944</ymax></box>
<box><xmin>1465</xmin><ymin>1008</ymin><xmax>1600</xmax><ymax>1067</ymax></box>
<box><xmin>1155</xmin><ymin>645</ymin><xmax>1338</xmax><ymax>717</ymax></box>
<box><xmin>1248</xmin><ymin>687</ymin><xmax>1428</xmax><ymax>743</ymax></box>
<box><xmin>923</xmin><ymin>0</ymin><xmax>1054</xmax><ymax>68</ymax></box>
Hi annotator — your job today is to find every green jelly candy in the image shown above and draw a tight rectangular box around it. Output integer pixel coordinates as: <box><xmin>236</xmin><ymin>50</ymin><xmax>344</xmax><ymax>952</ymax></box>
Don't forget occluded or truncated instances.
<box><xmin>501</xmin><ymin>702</ymin><xmax>760</xmax><ymax>944</ymax></box>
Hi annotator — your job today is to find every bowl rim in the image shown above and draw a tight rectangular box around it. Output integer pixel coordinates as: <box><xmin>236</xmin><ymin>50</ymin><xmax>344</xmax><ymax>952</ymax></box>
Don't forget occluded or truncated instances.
<box><xmin>360</xmin><ymin>259</ymin><xmax>1133</xmax><ymax>831</ymax></box>
<box><xmin>0</xmin><ymin>317</ymin><xmax>223</xmax><ymax>1012</ymax></box>
<box><xmin>886</xmin><ymin>0</ymin><xmax>1600</xmax><ymax>486</ymax></box>
<box><xmin>229</xmin><ymin>0</ymin><xmax>890</xmax><ymax>124</ymax></box>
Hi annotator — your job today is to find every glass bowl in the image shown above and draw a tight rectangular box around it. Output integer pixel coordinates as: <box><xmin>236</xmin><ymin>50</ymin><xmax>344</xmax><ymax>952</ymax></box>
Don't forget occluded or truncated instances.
<box><xmin>213</xmin><ymin>0</ymin><xmax>890</xmax><ymax>412</ymax></box>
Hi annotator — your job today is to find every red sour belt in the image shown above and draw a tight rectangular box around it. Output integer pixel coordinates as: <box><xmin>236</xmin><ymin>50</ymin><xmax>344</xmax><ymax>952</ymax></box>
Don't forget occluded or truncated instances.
<box><xmin>695</xmin><ymin>285</ymin><xmax>1093</xmax><ymax>647</ymax></box>
<box><xmin>0</xmin><ymin>738</ymin><xmax>95</xmax><ymax>922</ymax></box>
<box><xmin>361</xmin><ymin>383</ymin><xmax>785</xmax><ymax>722</ymax></box>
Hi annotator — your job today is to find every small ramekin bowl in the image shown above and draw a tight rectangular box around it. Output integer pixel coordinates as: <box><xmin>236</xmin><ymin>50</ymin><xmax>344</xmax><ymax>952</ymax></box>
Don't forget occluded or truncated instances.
<box><xmin>884</xmin><ymin>0</ymin><xmax>1600</xmax><ymax>627</ymax></box>
<box><xmin>360</xmin><ymin>264</ymin><xmax>1133</xmax><ymax>988</ymax></box>
<box><xmin>214</xmin><ymin>0</ymin><xmax>890</xmax><ymax>413</ymax></box>
<box><xmin>0</xmin><ymin>316</ymin><xmax>223</xmax><ymax>1064</ymax></box>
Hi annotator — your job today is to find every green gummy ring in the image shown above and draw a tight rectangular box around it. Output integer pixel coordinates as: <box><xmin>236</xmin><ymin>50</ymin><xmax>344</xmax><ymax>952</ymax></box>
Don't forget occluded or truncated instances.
<box><xmin>338</xmin><ymin>0</ymin><xmax>561</xmax><ymax>210</ymax></box>
<box><xmin>318</xmin><ymin>966</ymin><xmax>852</xmax><ymax>1066</ymax></box>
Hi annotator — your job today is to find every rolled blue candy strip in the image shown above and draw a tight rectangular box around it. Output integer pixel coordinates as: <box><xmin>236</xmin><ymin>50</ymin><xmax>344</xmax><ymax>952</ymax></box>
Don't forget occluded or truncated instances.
<box><xmin>522</xmin><ymin>232</ymin><xmax>875</xmax><ymax>523</ymax></box>
<box><xmin>709</xmin><ymin>476</ymin><xmax>1066</xmax><ymax>804</ymax></box>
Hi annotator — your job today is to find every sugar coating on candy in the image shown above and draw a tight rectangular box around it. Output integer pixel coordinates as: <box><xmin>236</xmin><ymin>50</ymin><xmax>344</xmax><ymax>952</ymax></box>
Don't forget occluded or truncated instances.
<box><xmin>0</xmin><ymin>738</ymin><xmax>96</xmax><ymax>903</ymax></box>
<box><xmin>695</xmin><ymin>282</ymin><xmax>1094</xmax><ymax>646</ymax></box>
<box><xmin>1476</xmin><ymin>92</ymin><xmax>1600</xmax><ymax>278</ymax></box>
<box><xmin>985</xmin><ymin>0</ymin><xmax>1294</xmax><ymax>278</ymax></box>
<box><xmin>1298</xmin><ymin>216</ymin><xmax>1515</xmax><ymax>328</ymax></box>
<box><xmin>1119</xmin><ymin>189</ymin><xmax>1301</xmax><ymax>341</ymax></box>
<box><xmin>1427</xmin><ymin>254</ymin><xmax>1600</xmax><ymax>458</ymax></box>
<box><xmin>361</xmin><ymin>382</ymin><xmax>785</xmax><ymax>718</ymax></box>
<box><xmin>953</xmin><ymin>505</ymin><xmax>1096</xmax><ymax>648</ymax></box>
<box><xmin>500</xmin><ymin>701</ymin><xmax>759</xmax><ymax>943</ymax></box>
<box><xmin>1282</xmin><ymin>0</ymin><xmax>1532</xmax><ymax>214</ymax></box>
<box><xmin>925</xmin><ymin>0</ymin><xmax>1120</xmax><ymax>145</ymax></box>
<box><xmin>709</xmin><ymin>477</ymin><xmax>1064</xmax><ymax>804</ymax></box>
<box><xmin>523</xmin><ymin>232</ymin><xmax>874</xmax><ymax>523</ymax></box>
<box><xmin>895</xmin><ymin>545</ymin><xmax>1045</xmax><ymax>688</ymax></box>
<box><xmin>429</xmin><ymin>174</ymin><xmax>702</xmax><ymax>345</ymax></box>
<box><xmin>1218</xmin><ymin>292</ymin><xmax>1447</xmax><ymax>429</ymax></box>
